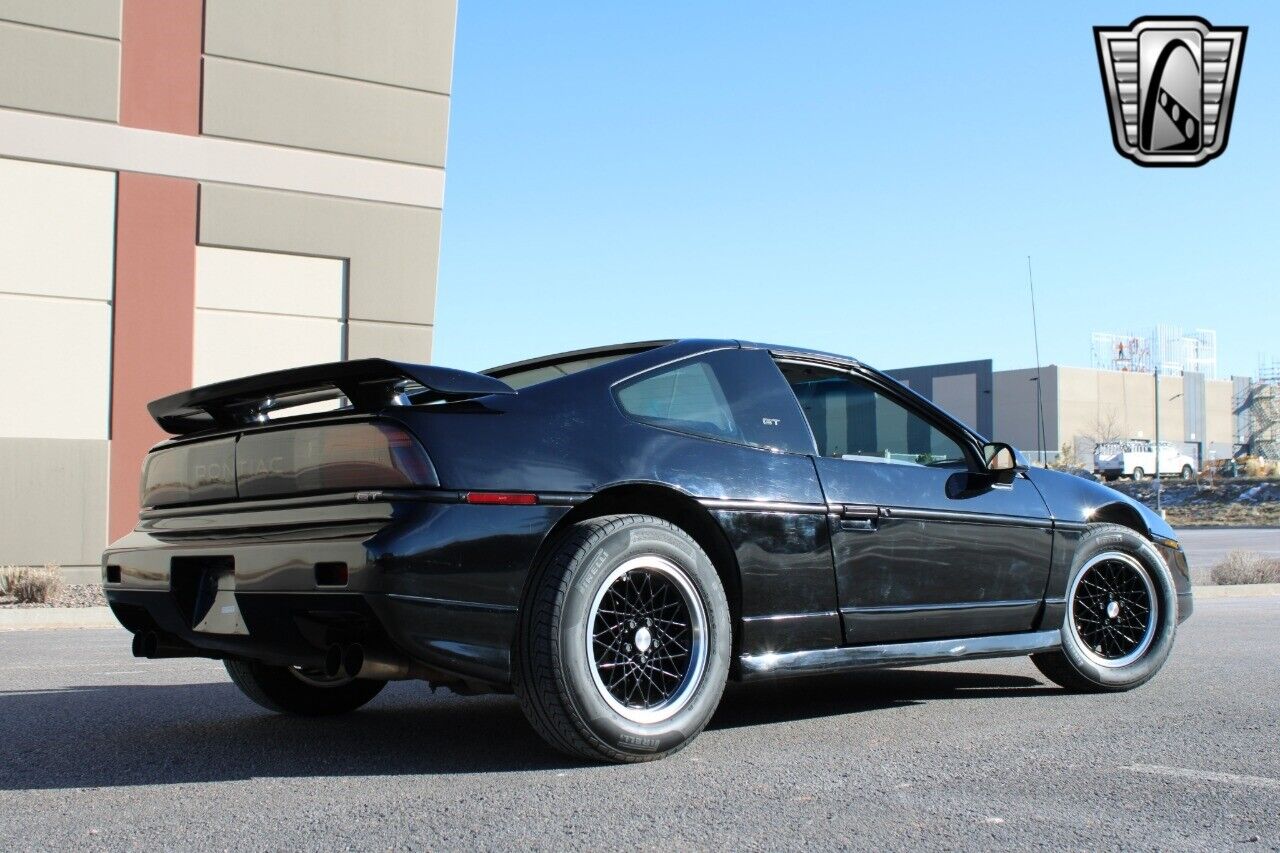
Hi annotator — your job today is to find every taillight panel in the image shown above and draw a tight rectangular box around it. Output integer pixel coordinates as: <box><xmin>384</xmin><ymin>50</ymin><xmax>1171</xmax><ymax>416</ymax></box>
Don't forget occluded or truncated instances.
<box><xmin>140</xmin><ymin>422</ymin><xmax>437</xmax><ymax>507</ymax></box>
<box><xmin>140</xmin><ymin>437</ymin><xmax>237</xmax><ymax>507</ymax></box>
<box><xmin>237</xmin><ymin>422</ymin><xmax>436</xmax><ymax>498</ymax></box>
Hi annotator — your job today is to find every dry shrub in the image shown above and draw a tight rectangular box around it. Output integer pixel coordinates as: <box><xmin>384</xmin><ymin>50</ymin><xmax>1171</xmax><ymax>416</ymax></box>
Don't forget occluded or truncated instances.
<box><xmin>1241</xmin><ymin>457</ymin><xmax>1278</xmax><ymax>479</ymax></box>
<box><xmin>1210</xmin><ymin>551</ymin><xmax>1280</xmax><ymax>585</ymax></box>
<box><xmin>3</xmin><ymin>564</ymin><xmax>64</xmax><ymax>604</ymax></box>
<box><xmin>0</xmin><ymin>565</ymin><xmax>20</xmax><ymax>596</ymax></box>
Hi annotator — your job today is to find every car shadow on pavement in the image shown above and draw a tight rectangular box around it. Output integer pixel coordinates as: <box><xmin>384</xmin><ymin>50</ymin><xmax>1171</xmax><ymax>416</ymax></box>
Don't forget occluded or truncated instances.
<box><xmin>0</xmin><ymin>669</ymin><xmax>1053</xmax><ymax>790</ymax></box>
<box><xmin>712</xmin><ymin>668</ymin><xmax>1054</xmax><ymax>730</ymax></box>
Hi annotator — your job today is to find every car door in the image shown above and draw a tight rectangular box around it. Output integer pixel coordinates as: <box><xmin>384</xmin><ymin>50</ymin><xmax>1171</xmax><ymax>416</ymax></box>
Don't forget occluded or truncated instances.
<box><xmin>776</xmin><ymin>359</ymin><xmax>1054</xmax><ymax>645</ymax></box>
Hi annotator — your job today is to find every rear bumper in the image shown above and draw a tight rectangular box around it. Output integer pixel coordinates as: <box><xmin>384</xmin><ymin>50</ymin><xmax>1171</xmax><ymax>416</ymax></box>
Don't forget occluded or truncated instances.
<box><xmin>102</xmin><ymin>493</ymin><xmax>572</xmax><ymax>688</ymax></box>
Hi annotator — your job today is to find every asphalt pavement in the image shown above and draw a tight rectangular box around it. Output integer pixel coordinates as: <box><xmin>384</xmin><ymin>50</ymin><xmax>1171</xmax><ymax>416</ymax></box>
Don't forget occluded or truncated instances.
<box><xmin>1176</xmin><ymin>527</ymin><xmax>1280</xmax><ymax>582</ymax></box>
<box><xmin>2</xmin><ymin>597</ymin><xmax>1277</xmax><ymax>851</ymax></box>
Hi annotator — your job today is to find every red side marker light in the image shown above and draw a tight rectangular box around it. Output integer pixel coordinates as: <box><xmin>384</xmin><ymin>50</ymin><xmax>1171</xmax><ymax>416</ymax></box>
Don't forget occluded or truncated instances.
<box><xmin>464</xmin><ymin>491</ymin><xmax>538</xmax><ymax>506</ymax></box>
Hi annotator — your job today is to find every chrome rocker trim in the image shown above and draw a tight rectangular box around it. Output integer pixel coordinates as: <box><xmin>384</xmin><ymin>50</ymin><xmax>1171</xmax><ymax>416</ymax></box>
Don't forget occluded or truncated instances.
<box><xmin>738</xmin><ymin>629</ymin><xmax>1062</xmax><ymax>680</ymax></box>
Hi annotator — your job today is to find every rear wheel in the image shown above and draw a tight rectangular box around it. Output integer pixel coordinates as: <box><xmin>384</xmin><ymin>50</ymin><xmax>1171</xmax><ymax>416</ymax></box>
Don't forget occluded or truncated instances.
<box><xmin>514</xmin><ymin>514</ymin><xmax>731</xmax><ymax>763</ymax></box>
<box><xmin>224</xmin><ymin>659</ymin><xmax>385</xmax><ymax>716</ymax></box>
<box><xmin>1131</xmin><ymin>467</ymin><xmax>1145</xmax><ymax>482</ymax></box>
<box><xmin>1032</xmin><ymin>523</ymin><xmax>1177</xmax><ymax>692</ymax></box>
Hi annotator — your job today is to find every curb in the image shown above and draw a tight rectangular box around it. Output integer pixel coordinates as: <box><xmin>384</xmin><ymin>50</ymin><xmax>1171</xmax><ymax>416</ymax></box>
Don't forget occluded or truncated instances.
<box><xmin>1191</xmin><ymin>583</ymin><xmax>1280</xmax><ymax>599</ymax></box>
<box><xmin>0</xmin><ymin>606</ymin><xmax>116</xmax><ymax>631</ymax></box>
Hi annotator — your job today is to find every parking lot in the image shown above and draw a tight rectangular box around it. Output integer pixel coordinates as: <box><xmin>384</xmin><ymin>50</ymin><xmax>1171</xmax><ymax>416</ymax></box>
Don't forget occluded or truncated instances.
<box><xmin>2</xmin><ymin>595</ymin><xmax>1277</xmax><ymax>850</ymax></box>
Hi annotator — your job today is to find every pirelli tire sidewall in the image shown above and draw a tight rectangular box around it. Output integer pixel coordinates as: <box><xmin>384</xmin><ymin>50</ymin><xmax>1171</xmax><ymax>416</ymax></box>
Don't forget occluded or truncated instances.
<box><xmin>1059</xmin><ymin>525</ymin><xmax>1178</xmax><ymax>689</ymax></box>
<box><xmin>557</xmin><ymin>521</ymin><xmax>731</xmax><ymax>758</ymax></box>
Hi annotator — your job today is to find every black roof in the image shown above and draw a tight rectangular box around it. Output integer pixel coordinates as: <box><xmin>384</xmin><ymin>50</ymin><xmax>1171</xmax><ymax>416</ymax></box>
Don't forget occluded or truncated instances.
<box><xmin>484</xmin><ymin>338</ymin><xmax>862</xmax><ymax>378</ymax></box>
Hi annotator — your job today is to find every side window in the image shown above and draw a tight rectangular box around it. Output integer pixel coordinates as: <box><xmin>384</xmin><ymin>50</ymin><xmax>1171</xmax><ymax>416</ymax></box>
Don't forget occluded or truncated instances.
<box><xmin>614</xmin><ymin>350</ymin><xmax>814</xmax><ymax>453</ymax></box>
<box><xmin>616</xmin><ymin>360</ymin><xmax>739</xmax><ymax>441</ymax></box>
<box><xmin>780</xmin><ymin>363</ymin><xmax>968</xmax><ymax>467</ymax></box>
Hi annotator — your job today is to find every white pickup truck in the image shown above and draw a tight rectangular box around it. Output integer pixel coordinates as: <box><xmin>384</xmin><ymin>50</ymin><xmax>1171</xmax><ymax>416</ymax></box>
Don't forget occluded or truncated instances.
<box><xmin>1094</xmin><ymin>440</ymin><xmax>1197</xmax><ymax>482</ymax></box>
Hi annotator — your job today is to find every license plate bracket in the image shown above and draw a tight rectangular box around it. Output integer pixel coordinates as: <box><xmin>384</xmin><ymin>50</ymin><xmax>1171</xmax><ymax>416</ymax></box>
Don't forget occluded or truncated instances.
<box><xmin>170</xmin><ymin>556</ymin><xmax>248</xmax><ymax>635</ymax></box>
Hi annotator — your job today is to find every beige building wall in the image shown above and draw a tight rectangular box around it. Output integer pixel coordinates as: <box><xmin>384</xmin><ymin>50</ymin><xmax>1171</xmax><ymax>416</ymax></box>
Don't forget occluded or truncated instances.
<box><xmin>994</xmin><ymin>365</ymin><xmax>1239</xmax><ymax>465</ymax></box>
<box><xmin>194</xmin><ymin>246</ymin><xmax>347</xmax><ymax>386</ymax></box>
<box><xmin>0</xmin><ymin>8</ymin><xmax>120</xmax><ymax>122</ymax></box>
<box><xmin>932</xmin><ymin>373</ymin><xmax>978</xmax><ymax>430</ymax></box>
<box><xmin>993</xmin><ymin>367</ymin><xmax>1057</xmax><ymax>451</ymax></box>
<box><xmin>0</xmin><ymin>158</ymin><xmax>115</xmax><ymax>441</ymax></box>
<box><xmin>1205</xmin><ymin>379</ymin><xmax>1235</xmax><ymax>451</ymax></box>
<box><xmin>0</xmin><ymin>1</ymin><xmax>455</xmax><ymax>574</ymax></box>
<box><xmin>0</xmin><ymin>157</ymin><xmax>116</xmax><ymax>569</ymax></box>
<box><xmin>198</xmin><ymin>184</ymin><xmax>438</xmax><ymax>362</ymax></box>
<box><xmin>1056</xmin><ymin>366</ymin><xmax>1185</xmax><ymax>448</ymax></box>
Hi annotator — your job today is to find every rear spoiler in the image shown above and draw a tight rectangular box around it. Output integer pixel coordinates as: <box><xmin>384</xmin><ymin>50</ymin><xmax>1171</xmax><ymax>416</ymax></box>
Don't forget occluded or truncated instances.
<box><xmin>148</xmin><ymin>358</ymin><xmax>515</xmax><ymax>435</ymax></box>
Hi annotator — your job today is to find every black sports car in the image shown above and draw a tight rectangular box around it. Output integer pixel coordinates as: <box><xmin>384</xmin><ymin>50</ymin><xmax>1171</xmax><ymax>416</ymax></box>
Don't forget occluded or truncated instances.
<box><xmin>104</xmin><ymin>339</ymin><xmax>1191</xmax><ymax>762</ymax></box>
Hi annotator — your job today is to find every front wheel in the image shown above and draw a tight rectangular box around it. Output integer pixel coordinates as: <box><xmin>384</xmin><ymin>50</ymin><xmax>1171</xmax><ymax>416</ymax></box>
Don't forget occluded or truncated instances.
<box><xmin>1180</xmin><ymin>464</ymin><xmax>1194</xmax><ymax>480</ymax></box>
<box><xmin>1131</xmin><ymin>467</ymin><xmax>1145</xmax><ymax>482</ymax></box>
<box><xmin>224</xmin><ymin>659</ymin><xmax>385</xmax><ymax>716</ymax></box>
<box><xmin>514</xmin><ymin>514</ymin><xmax>731</xmax><ymax>763</ymax></box>
<box><xmin>1032</xmin><ymin>523</ymin><xmax>1177</xmax><ymax>692</ymax></box>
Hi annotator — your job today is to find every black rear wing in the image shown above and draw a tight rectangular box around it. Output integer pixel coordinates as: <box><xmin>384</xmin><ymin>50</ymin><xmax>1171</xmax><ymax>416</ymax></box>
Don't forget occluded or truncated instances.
<box><xmin>148</xmin><ymin>358</ymin><xmax>515</xmax><ymax>435</ymax></box>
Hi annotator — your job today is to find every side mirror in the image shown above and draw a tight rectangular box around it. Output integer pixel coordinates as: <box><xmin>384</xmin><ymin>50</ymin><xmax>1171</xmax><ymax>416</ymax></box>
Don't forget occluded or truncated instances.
<box><xmin>982</xmin><ymin>441</ymin><xmax>1026</xmax><ymax>485</ymax></box>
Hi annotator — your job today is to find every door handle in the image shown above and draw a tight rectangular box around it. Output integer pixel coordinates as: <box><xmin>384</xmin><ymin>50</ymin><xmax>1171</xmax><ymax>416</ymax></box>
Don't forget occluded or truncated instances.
<box><xmin>839</xmin><ymin>504</ymin><xmax>880</xmax><ymax>531</ymax></box>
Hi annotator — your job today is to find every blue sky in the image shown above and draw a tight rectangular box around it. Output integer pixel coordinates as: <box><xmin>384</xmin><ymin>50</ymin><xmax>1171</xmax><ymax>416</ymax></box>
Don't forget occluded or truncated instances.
<box><xmin>435</xmin><ymin>2</ymin><xmax>1278</xmax><ymax>379</ymax></box>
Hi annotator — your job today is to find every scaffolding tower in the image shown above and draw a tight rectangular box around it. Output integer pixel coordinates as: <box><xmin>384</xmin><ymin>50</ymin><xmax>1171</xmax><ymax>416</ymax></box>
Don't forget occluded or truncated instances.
<box><xmin>1091</xmin><ymin>326</ymin><xmax>1218</xmax><ymax>377</ymax></box>
<box><xmin>1237</xmin><ymin>360</ymin><xmax>1280</xmax><ymax>459</ymax></box>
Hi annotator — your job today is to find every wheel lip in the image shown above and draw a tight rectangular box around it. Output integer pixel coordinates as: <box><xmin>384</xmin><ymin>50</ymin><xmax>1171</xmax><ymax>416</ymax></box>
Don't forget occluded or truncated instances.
<box><xmin>585</xmin><ymin>554</ymin><xmax>708</xmax><ymax>725</ymax></box>
<box><xmin>1067</xmin><ymin>550</ymin><xmax>1159</xmax><ymax>669</ymax></box>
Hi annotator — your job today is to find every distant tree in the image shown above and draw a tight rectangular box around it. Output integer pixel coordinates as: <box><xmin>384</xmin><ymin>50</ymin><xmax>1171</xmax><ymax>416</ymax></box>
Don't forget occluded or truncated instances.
<box><xmin>1080</xmin><ymin>409</ymin><xmax>1124</xmax><ymax>450</ymax></box>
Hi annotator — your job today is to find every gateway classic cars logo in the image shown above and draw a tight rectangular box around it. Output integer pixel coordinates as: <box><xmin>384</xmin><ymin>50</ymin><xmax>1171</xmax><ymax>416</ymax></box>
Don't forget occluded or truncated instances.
<box><xmin>1094</xmin><ymin>16</ymin><xmax>1246</xmax><ymax>166</ymax></box>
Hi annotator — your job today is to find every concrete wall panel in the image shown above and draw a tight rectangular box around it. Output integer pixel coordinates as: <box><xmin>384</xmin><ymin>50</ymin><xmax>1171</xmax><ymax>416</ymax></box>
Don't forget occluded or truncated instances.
<box><xmin>0</xmin><ymin>0</ymin><xmax>121</xmax><ymax>38</ymax></box>
<box><xmin>993</xmin><ymin>367</ymin><xmax>1053</xmax><ymax>453</ymax></box>
<box><xmin>0</xmin><ymin>157</ymin><xmax>116</xmax><ymax>301</ymax></box>
<box><xmin>932</xmin><ymin>373</ymin><xmax>978</xmax><ymax>432</ymax></box>
<box><xmin>888</xmin><ymin>359</ymin><xmax>993</xmax><ymax>438</ymax></box>
<box><xmin>195</xmin><ymin>309</ymin><xmax>342</xmax><ymax>386</ymax></box>
<box><xmin>347</xmin><ymin>320</ymin><xmax>433</xmax><ymax>362</ymax></box>
<box><xmin>1205</xmin><ymin>379</ymin><xmax>1234</xmax><ymax>448</ymax></box>
<box><xmin>0</xmin><ymin>437</ymin><xmax>108</xmax><ymax>566</ymax></box>
<box><xmin>0</xmin><ymin>294</ymin><xmax>111</xmax><ymax>440</ymax></box>
<box><xmin>202</xmin><ymin>57</ymin><xmax>449</xmax><ymax>167</ymax></box>
<box><xmin>197</xmin><ymin>246</ymin><xmax>345</xmax><ymax>320</ymax></box>
<box><xmin>205</xmin><ymin>0</ymin><xmax>455</xmax><ymax>94</ymax></box>
<box><xmin>0</xmin><ymin>21</ymin><xmax>119</xmax><ymax>121</ymax></box>
<box><xmin>199</xmin><ymin>183</ymin><xmax>439</xmax><ymax>327</ymax></box>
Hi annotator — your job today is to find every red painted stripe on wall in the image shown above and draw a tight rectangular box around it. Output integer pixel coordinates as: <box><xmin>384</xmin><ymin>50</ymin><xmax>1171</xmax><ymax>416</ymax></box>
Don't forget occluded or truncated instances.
<box><xmin>107</xmin><ymin>174</ymin><xmax>198</xmax><ymax>541</ymax></box>
<box><xmin>119</xmin><ymin>0</ymin><xmax>204</xmax><ymax>135</ymax></box>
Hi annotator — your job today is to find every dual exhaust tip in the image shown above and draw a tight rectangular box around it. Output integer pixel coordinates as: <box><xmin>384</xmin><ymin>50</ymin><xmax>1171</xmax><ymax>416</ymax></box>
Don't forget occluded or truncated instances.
<box><xmin>131</xmin><ymin>631</ymin><xmax>423</xmax><ymax>681</ymax></box>
<box><xmin>324</xmin><ymin>642</ymin><xmax>424</xmax><ymax>681</ymax></box>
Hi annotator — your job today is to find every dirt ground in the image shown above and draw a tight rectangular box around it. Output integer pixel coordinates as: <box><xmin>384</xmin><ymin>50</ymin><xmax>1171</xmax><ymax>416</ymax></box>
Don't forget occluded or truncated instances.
<box><xmin>1104</xmin><ymin>478</ymin><xmax>1280</xmax><ymax>528</ymax></box>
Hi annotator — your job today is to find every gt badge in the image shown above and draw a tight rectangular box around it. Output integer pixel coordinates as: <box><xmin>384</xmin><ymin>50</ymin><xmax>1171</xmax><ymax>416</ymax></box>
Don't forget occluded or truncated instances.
<box><xmin>1094</xmin><ymin>17</ymin><xmax>1246</xmax><ymax>167</ymax></box>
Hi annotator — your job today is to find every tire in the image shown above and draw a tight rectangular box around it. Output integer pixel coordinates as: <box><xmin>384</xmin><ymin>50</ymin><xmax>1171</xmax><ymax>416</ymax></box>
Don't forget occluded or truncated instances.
<box><xmin>1131</xmin><ymin>467</ymin><xmax>1145</xmax><ymax>482</ymax></box>
<box><xmin>224</xmin><ymin>659</ymin><xmax>385</xmax><ymax>716</ymax></box>
<box><xmin>1032</xmin><ymin>523</ymin><xmax>1177</xmax><ymax>692</ymax></box>
<box><xmin>514</xmin><ymin>514</ymin><xmax>731</xmax><ymax>763</ymax></box>
<box><xmin>1180</xmin><ymin>465</ymin><xmax>1194</xmax><ymax>480</ymax></box>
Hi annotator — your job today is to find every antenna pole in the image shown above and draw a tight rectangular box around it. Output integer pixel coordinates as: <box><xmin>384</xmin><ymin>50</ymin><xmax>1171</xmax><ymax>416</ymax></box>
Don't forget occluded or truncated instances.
<box><xmin>1027</xmin><ymin>256</ymin><xmax>1047</xmax><ymax>466</ymax></box>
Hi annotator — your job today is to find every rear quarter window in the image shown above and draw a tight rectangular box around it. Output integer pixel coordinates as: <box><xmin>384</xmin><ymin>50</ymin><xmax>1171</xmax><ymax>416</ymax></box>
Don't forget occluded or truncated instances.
<box><xmin>613</xmin><ymin>349</ymin><xmax>814</xmax><ymax>454</ymax></box>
